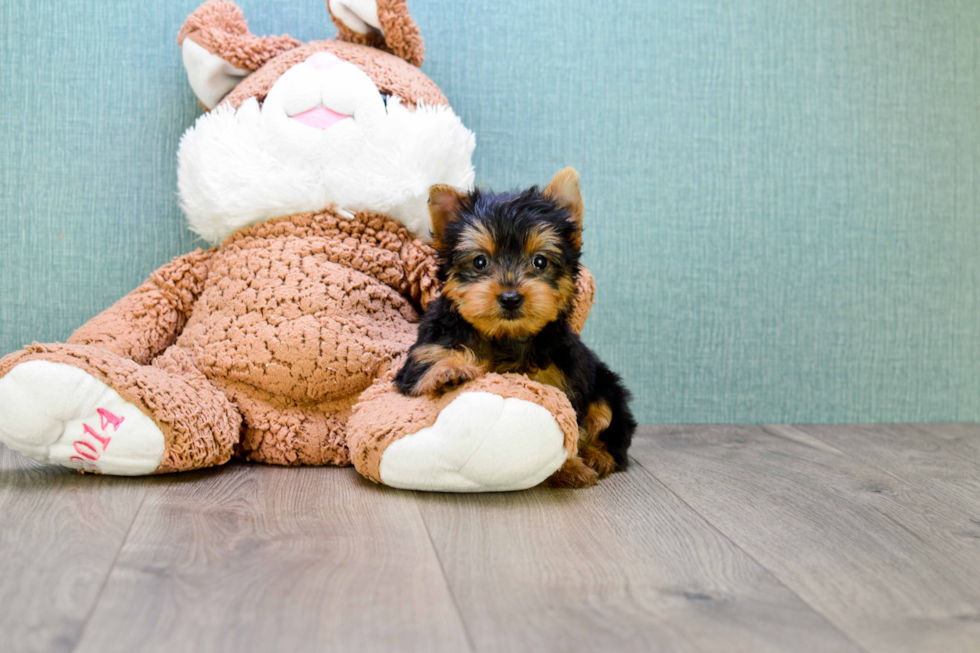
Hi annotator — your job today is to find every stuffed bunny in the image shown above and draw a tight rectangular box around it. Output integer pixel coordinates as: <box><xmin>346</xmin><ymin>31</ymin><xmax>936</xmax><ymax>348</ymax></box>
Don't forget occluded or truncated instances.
<box><xmin>0</xmin><ymin>0</ymin><xmax>594</xmax><ymax>491</ymax></box>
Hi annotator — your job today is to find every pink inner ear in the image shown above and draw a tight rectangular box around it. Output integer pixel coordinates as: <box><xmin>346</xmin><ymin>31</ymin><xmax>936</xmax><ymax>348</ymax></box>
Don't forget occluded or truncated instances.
<box><xmin>290</xmin><ymin>106</ymin><xmax>351</xmax><ymax>130</ymax></box>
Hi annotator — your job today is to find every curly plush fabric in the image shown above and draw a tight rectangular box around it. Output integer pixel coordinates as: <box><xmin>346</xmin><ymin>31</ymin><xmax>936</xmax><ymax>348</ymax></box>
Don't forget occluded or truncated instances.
<box><xmin>0</xmin><ymin>205</ymin><xmax>596</xmax><ymax>475</ymax></box>
<box><xmin>177</xmin><ymin>0</ymin><xmax>444</xmax><ymax>111</ymax></box>
<box><xmin>1</xmin><ymin>208</ymin><xmax>440</xmax><ymax>470</ymax></box>
<box><xmin>569</xmin><ymin>268</ymin><xmax>595</xmax><ymax>335</ymax></box>
<box><xmin>0</xmin><ymin>0</ymin><xmax>598</xmax><ymax>488</ymax></box>
<box><xmin>69</xmin><ymin>249</ymin><xmax>215</xmax><ymax>364</ymax></box>
<box><xmin>219</xmin><ymin>40</ymin><xmax>448</xmax><ymax>111</ymax></box>
<box><xmin>0</xmin><ymin>344</ymin><xmax>241</xmax><ymax>474</ymax></box>
<box><xmin>328</xmin><ymin>0</ymin><xmax>426</xmax><ymax>67</ymax></box>
<box><xmin>348</xmin><ymin>370</ymin><xmax>581</xmax><ymax>484</ymax></box>
<box><xmin>177</xmin><ymin>0</ymin><xmax>302</xmax><ymax>71</ymax></box>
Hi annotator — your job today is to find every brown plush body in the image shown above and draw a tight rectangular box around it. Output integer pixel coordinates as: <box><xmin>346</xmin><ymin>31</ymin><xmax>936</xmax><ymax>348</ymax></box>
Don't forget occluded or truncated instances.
<box><xmin>2</xmin><ymin>209</ymin><xmax>435</xmax><ymax>469</ymax></box>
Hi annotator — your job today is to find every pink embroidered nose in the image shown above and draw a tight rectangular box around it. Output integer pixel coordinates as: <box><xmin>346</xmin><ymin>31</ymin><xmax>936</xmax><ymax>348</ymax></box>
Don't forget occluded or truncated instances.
<box><xmin>307</xmin><ymin>52</ymin><xmax>342</xmax><ymax>71</ymax></box>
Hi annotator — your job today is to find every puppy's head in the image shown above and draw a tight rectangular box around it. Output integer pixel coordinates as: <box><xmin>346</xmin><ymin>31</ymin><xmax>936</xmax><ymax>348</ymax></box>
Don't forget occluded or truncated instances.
<box><xmin>429</xmin><ymin>168</ymin><xmax>584</xmax><ymax>339</ymax></box>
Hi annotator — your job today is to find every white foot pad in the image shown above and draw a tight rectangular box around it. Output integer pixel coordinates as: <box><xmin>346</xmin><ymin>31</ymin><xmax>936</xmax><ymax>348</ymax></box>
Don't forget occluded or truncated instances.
<box><xmin>379</xmin><ymin>391</ymin><xmax>568</xmax><ymax>492</ymax></box>
<box><xmin>0</xmin><ymin>361</ymin><xmax>165</xmax><ymax>475</ymax></box>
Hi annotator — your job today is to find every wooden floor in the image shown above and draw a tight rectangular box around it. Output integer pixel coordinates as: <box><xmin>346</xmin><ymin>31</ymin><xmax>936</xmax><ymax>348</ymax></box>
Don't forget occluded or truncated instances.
<box><xmin>2</xmin><ymin>424</ymin><xmax>979</xmax><ymax>653</ymax></box>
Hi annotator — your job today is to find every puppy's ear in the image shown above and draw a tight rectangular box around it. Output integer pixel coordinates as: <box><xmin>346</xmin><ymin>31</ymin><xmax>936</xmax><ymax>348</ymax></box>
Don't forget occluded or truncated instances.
<box><xmin>428</xmin><ymin>185</ymin><xmax>467</xmax><ymax>249</ymax></box>
<box><xmin>544</xmin><ymin>168</ymin><xmax>584</xmax><ymax>250</ymax></box>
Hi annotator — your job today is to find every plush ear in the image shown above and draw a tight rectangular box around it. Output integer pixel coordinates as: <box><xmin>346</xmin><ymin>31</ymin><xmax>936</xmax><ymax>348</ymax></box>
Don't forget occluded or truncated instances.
<box><xmin>543</xmin><ymin>168</ymin><xmax>584</xmax><ymax>250</ymax></box>
<box><xmin>428</xmin><ymin>185</ymin><xmax>467</xmax><ymax>249</ymax></box>
<box><xmin>328</xmin><ymin>0</ymin><xmax>426</xmax><ymax>67</ymax></box>
<box><xmin>178</xmin><ymin>0</ymin><xmax>301</xmax><ymax>109</ymax></box>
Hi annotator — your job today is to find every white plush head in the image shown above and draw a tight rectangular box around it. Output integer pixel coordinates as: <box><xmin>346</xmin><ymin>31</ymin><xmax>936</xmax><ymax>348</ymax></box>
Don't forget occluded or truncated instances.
<box><xmin>175</xmin><ymin>0</ymin><xmax>475</xmax><ymax>245</ymax></box>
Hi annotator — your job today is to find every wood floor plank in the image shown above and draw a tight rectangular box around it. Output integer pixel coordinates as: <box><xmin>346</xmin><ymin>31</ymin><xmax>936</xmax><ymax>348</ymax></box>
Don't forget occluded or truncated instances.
<box><xmin>0</xmin><ymin>443</ymin><xmax>149</xmax><ymax>653</ymax></box>
<box><xmin>775</xmin><ymin>423</ymin><xmax>980</xmax><ymax>519</ymax></box>
<box><xmin>72</xmin><ymin>463</ymin><xmax>472</xmax><ymax>653</ymax></box>
<box><xmin>632</xmin><ymin>425</ymin><xmax>980</xmax><ymax>653</ymax></box>
<box><xmin>415</xmin><ymin>463</ymin><xmax>863</xmax><ymax>653</ymax></box>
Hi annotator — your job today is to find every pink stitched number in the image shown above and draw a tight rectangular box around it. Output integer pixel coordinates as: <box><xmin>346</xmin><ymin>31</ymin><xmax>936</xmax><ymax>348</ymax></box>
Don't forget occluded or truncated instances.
<box><xmin>97</xmin><ymin>408</ymin><xmax>125</xmax><ymax>432</ymax></box>
<box><xmin>69</xmin><ymin>456</ymin><xmax>98</xmax><ymax>470</ymax></box>
<box><xmin>82</xmin><ymin>423</ymin><xmax>111</xmax><ymax>450</ymax></box>
<box><xmin>73</xmin><ymin>440</ymin><xmax>99</xmax><ymax>461</ymax></box>
<box><xmin>67</xmin><ymin>408</ymin><xmax>123</xmax><ymax>471</ymax></box>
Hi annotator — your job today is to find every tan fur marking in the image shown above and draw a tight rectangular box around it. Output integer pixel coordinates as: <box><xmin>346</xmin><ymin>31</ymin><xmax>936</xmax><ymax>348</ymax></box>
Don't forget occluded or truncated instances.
<box><xmin>576</xmin><ymin>400</ymin><xmax>616</xmax><ymax>477</ymax></box>
<box><xmin>579</xmin><ymin>441</ymin><xmax>617</xmax><ymax>478</ymax></box>
<box><xmin>440</xmin><ymin>276</ymin><xmax>463</xmax><ymax>303</ymax></box>
<box><xmin>459</xmin><ymin>222</ymin><xmax>495</xmax><ymax>256</ymax></box>
<box><xmin>543</xmin><ymin>168</ymin><xmax>584</xmax><ymax>251</ymax></box>
<box><xmin>547</xmin><ymin>455</ymin><xmax>599</xmax><ymax>488</ymax></box>
<box><xmin>443</xmin><ymin>277</ymin><xmax>511</xmax><ymax>338</ymax></box>
<box><xmin>554</xmin><ymin>275</ymin><xmax>577</xmax><ymax>315</ymax></box>
<box><xmin>429</xmin><ymin>185</ymin><xmax>466</xmax><ymax>249</ymax></box>
<box><xmin>581</xmin><ymin>399</ymin><xmax>613</xmax><ymax>444</ymax></box>
<box><xmin>527</xmin><ymin>364</ymin><xmax>568</xmax><ymax>393</ymax></box>
<box><xmin>411</xmin><ymin>344</ymin><xmax>451</xmax><ymax>366</ymax></box>
<box><xmin>524</xmin><ymin>225</ymin><xmax>561</xmax><ymax>257</ymax></box>
<box><xmin>410</xmin><ymin>345</ymin><xmax>485</xmax><ymax>396</ymax></box>
<box><xmin>444</xmin><ymin>273</ymin><xmax>572</xmax><ymax>340</ymax></box>
<box><xmin>510</xmin><ymin>278</ymin><xmax>563</xmax><ymax>334</ymax></box>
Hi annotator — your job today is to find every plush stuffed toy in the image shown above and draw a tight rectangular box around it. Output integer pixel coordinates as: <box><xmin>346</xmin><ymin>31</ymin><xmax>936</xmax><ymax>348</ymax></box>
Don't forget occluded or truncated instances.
<box><xmin>0</xmin><ymin>0</ymin><xmax>595</xmax><ymax>492</ymax></box>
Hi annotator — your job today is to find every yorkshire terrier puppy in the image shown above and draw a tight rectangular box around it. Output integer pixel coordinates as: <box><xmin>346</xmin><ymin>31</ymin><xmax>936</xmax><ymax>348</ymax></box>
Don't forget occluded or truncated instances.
<box><xmin>395</xmin><ymin>168</ymin><xmax>636</xmax><ymax>488</ymax></box>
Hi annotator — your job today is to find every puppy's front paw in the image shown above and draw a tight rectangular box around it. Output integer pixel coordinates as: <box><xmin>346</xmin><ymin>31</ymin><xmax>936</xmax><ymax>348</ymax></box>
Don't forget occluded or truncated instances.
<box><xmin>414</xmin><ymin>359</ymin><xmax>485</xmax><ymax>396</ymax></box>
<box><xmin>546</xmin><ymin>455</ymin><xmax>599</xmax><ymax>489</ymax></box>
<box><xmin>580</xmin><ymin>442</ymin><xmax>618</xmax><ymax>478</ymax></box>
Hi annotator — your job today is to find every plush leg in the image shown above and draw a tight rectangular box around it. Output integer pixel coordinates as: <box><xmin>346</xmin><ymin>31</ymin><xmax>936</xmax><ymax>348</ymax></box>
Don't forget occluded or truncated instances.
<box><xmin>215</xmin><ymin>383</ymin><xmax>355</xmax><ymax>467</ymax></box>
<box><xmin>348</xmin><ymin>372</ymin><xmax>579</xmax><ymax>492</ymax></box>
<box><xmin>0</xmin><ymin>344</ymin><xmax>241</xmax><ymax>475</ymax></box>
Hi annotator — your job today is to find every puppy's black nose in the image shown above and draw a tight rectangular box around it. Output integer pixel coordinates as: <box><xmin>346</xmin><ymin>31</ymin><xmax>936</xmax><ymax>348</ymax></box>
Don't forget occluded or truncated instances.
<box><xmin>497</xmin><ymin>290</ymin><xmax>524</xmax><ymax>311</ymax></box>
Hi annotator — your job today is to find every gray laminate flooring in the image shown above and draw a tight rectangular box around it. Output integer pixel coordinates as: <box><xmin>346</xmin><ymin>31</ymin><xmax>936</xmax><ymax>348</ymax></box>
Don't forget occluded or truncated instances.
<box><xmin>2</xmin><ymin>424</ymin><xmax>978</xmax><ymax>653</ymax></box>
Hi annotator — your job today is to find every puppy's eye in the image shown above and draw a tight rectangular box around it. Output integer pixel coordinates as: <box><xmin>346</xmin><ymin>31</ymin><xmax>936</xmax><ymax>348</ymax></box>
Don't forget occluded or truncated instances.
<box><xmin>473</xmin><ymin>255</ymin><xmax>489</xmax><ymax>270</ymax></box>
<box><xmin>532</xmin><ymin>255</ymin><xmax>548</xmax><ymax>270</ymax></box>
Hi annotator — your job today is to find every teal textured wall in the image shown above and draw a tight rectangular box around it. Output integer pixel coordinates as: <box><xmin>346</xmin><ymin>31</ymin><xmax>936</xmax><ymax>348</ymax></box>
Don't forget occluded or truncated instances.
<box><xmin>1</xmin><ymin>0</ymin><xmax>978</xmax><ymax>423</ymax></box>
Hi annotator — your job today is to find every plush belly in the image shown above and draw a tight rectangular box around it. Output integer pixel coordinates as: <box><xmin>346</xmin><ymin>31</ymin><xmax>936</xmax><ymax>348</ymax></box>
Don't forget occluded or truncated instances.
<box><xmin>178</xmin><ymin>254</ymin><xmax>419</xmax><ymax>402</ymax></box>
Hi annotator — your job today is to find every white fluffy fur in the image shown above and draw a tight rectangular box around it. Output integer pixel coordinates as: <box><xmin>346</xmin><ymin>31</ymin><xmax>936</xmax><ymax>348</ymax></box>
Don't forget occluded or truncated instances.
<box><xmin>177</xmin><ymin>58</ymin><xmax>475</xmax><ymax>244</ymax></box>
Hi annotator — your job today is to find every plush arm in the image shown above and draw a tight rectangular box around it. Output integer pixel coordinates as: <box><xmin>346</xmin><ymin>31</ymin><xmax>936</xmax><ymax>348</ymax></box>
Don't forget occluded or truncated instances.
<box><xmin>67</xmin><ymin>249</ymin><xmax>214</xmax><ymax>365</ymax></box>
<box><xmin>349</xmin><ymin>372</ymin><xmax>579</xmax><ymax>490</ymax></box>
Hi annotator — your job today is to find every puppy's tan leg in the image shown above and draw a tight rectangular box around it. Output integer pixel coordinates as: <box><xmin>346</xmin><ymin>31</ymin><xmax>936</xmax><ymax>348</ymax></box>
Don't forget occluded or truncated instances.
<box><xmin>578</xmin><ymin>399</ymin><xmax>617</xmax><ymax>477</ymax></box>
<box><xmin>409</xmin><ymin>345</ymin><xmax>485</xmax><ymax>396</ymax></box>
<box><xmin>580</xmin><ymin>440</ymin><xmax>617</xmax><ymax>478</ymax></box>
<box><xmin>546</xmin><ymin>455</ymin><xmax>599</xmax><ymax>488</ymax></box>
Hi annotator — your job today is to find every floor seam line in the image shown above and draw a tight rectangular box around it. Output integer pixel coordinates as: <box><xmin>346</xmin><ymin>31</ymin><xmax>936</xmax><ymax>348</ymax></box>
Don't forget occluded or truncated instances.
<box><xmin>413</xmin><ymin>494</ymin><xmax>479</xmax><ymax>653</ymax></box>
<box><xmin>69</xmin><ymin>483</ymin><xmax>149</xmax><ymax>653</ymax></box>
<box><xmin>629</xmin><ymin>448</ymin><xmax>873</xmax><ymax>653</ymax></box>
<box><xmin>759</xmin><ymin>424</ymin><xmax>848</xmax><ymax>456</ymax></box>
